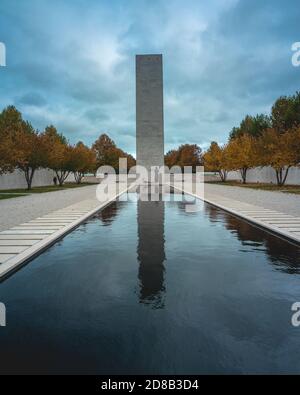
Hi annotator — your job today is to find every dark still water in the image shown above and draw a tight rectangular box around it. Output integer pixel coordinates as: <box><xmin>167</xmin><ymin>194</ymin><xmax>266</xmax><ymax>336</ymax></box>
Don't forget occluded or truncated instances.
<box><xmin>1</xmin><ymin>192</ymin><xmax>300</xmax><ymax>374</ymax></box>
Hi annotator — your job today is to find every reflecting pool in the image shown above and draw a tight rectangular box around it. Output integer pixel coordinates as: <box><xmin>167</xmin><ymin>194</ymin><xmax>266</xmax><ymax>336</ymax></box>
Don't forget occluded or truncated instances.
<box><xmin>0</xmin><ymin>191</ymin><xmax>300</xmax><ymax>374</ymax></box>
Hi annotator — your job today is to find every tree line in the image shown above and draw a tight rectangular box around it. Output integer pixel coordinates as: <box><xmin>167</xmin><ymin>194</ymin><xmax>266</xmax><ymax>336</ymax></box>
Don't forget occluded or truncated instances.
<box><xmin>203</xmin><ymin>92</ymin><xmax>300</xmax><ymax>186</ymax></box>
<box><xmin>4</xmin><ymin>90</ymin><xmax>297</xmax><ymax>190</ymax></box>
<box><xmin>0</xmin><ymin>106</ymin><xmax>135</xmax><ymax>189</ymax></box>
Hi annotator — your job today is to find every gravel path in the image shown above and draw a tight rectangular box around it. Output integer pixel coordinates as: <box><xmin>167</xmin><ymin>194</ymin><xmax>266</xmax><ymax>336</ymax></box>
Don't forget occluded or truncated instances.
<box><xmin>204</xmin><ymin>183</ymin><xmax>300</xmax><ymax>216</ymax></box>
<box><xmin>0</xmin><ymin>185</ymin><xmax>98</xmax><ymax>231</ymax></box>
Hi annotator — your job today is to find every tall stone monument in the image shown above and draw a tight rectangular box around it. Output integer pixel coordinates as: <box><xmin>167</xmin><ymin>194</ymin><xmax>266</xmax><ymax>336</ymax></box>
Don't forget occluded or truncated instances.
<box><xmin>136</xmin><ymin>54</ymin><xmax>164</xmax><ymax>175</ymax></box>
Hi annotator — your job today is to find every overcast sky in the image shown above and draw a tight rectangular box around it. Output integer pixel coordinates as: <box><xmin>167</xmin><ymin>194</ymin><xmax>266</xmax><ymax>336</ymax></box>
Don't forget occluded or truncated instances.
<box><xmin>0</xmin><ymin>0</ymin><xmax>299</xmax><ymax>155</ymax></box>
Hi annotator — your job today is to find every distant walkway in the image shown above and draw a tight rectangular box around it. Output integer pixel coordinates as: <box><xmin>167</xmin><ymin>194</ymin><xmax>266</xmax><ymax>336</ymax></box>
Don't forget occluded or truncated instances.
<box><xmin>0</xmin><ymin>185</ymin><xmax>98</xmax><ymax>232</ymax></box>
<box><xmin>204</xmin><ymin>183</ymin><xmax>300</xmax><ymax>217</ymax></box>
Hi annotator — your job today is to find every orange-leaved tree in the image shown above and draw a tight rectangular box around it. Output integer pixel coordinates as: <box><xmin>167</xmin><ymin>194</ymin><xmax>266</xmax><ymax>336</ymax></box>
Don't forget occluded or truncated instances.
<box><xmin>165</xmin><ymin>149</ymin><xmax>179</xmax><ymax>168</ymax></box>
<box><xmin>69</xmin><ymin>142</ymin><xmax>96</xmax><ymax>184</ymax></box>
<box><xmin>256</xmin><ymin>128</ymin><xmax>300</xmax><ymax>186</ymax></box>
<box><xmin>203</xmin><ymin>142</ymin><xmax>229</xmax><ymax>182</ymax></box>
<box><xmin>177</xmin><ymin>144</ymin><xmax>202</xmax><ymax>170</ymax></box>
<box><xmin>164</xmin><ymin>144</ymin><xmax>202</xmax><ymax>171</ymax></box>
<box><xmin>0</xmin><ymin>106</ymin><xmax>25</xmax><ymax>174</ymax></box>
<box><xmin>92</xmin><ymin>133</ymin><xmax>136</xmax><ymax>172</ymax></box>
<box><xmin>92</xmin><ymin>133</ymin><xmax>116</xmax><ymax>169</ymax></box>
<box><xmin>0</xmin><ymin>106</ymin><xmax>46</xmax><ymax>189</ymax></box>
<box><xmin>42</xmin><ymin>125</ymin><xmax>73</xmax><ymax>186</ymax></box>
<box><xmin>13</xmin><ymin>123</ymin><xmax>46</xmax><ymax>189</ymax></box>
<box><xmin>226</xmin><ymin>134</ymin><xmax>258</xmax><ymax>184</ymax></box>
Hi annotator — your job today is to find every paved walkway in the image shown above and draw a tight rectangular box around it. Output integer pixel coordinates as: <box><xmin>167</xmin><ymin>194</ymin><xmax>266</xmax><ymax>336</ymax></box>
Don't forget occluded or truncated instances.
<box><xmin>204</xmin><ymin>183</ymin><xmax>300</xmax><ymax>217</ymax></box>
<box><xmin>0</xmin><ymin>185</ymin><xmax>99</xmax><ymax>232</ymax></box>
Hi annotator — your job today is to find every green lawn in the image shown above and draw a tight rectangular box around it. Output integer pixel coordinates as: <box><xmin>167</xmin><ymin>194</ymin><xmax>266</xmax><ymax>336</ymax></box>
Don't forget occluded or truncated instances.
<box><xmin>0</xmin><ymin>182</ymin><xmax>99</xmax><ymax>199</ymax></box>
<box><xmin>205</xmin><ymin>181</ymin><xmax>300</xmax><ymax>195</ymax></box>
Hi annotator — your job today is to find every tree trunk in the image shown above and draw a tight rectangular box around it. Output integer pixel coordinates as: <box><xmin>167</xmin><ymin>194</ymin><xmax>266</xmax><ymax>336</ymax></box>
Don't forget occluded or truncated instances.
<box><xmin>282</xmin><ymin>166</ymin><xmax>291</xmax><ymax>186</ymax></box>
<box><xmin>55</xmin><ymin>170</ymin><xmax>70</xmax><ymax>186</ymax></box>
<box><xmin>55</xmin><ymin>171</ymin><xmax>64</xmax><ymax>186</ymax></box>
<box><xmin>275</xmin><ymin>169</ymin><xmax>280</xmax><ymax>186</ymax></box>
<box><xmin>275</xmin><ymin>167</ymin><xmax>290</xmax><ymax>186</ymax></box>
<box><xmin>74</xmin><ymin>172</ymin><xmax>83</xmax><ymax>184</ymax></box>
<box><xmin>219</xmin><ymin>169</ymin><xmax>227</xmax><ymax>182</ymax></box>
<box><xmin>240</xmin><ymin>168</ymin><xmax>248</xmax><ymax>184</ymax></box>
<box><xmin>24</xmin><ymin>167</ymin><xmax>36</xmax><ymax>190</ymax></box>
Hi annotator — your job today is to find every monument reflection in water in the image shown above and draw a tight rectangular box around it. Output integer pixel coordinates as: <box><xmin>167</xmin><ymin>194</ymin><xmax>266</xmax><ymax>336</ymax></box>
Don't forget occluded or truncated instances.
<box><xmin>137</xmin><ymin>196</ymin><xmax>166</xmax><ymax>308</ymax></box>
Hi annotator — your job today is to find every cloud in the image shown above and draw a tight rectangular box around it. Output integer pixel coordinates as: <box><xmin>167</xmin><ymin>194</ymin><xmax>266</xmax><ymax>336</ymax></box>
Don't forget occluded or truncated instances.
<box><xmin>84</xmin><ymin>107</ymin><xmax>110</xmax><ymax>122</ymax></box>
<box><xmin>15</xmin><ymin>92</ymin><xmax>47</xmax><ymax>107</ymax></box>
<box><xmin>0</xmin><ymin>0</ymin><xmax>299</xmax><ymax>154</ymax></box>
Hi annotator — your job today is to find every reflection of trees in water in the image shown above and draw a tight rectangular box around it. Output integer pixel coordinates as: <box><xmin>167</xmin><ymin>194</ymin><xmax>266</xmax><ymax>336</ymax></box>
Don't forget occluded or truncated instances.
<box><xmin>205</xmin><ymin>205</ymin><xmax>300</xmax><ymax>274</ymax></box>
<box><xmin>75</xmin><ymin>201</ymin><xmax>123</xmax><ymax>235</ymax></box>
<box><xmin>94</xmin><ymin>201</ymin><xmax>121</xmax><ymax>226</ymax></box>
<box><xmin>137</xmin><ymin>199</ymin><xmax>166</xmax><ymax>309</ymax></box>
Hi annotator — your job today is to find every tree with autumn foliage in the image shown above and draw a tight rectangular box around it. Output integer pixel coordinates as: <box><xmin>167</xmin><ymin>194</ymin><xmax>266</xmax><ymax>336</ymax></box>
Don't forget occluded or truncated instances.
<box><xmin>92</xmin><ymin>133</ymin><xmax>136</xmax><ymax>172</ymax></box>
<box><xmin>165</xmin><ymin>144</ymin><xmax>202</xmax><ymax>171</ymax></box>
<box><xmin>251</xmin><ymin>92</ymin><xmax>300</xmax><ymax>185</ymax></box>
<box><xmin>0</xmin><ymin>106</ymin><xmax>25</xmax><ymax>174</ymax></box>
<box><xmin>41</xmin><ymin>125</ymin><xmax>73</xmax><ymax>186</ymax></box>
<box><xmin>69</xmin><ymin>142</ymin><xmax>96</xmax><ymax>184</ymax></box>
<box><xmin>165</xmin><ymin>149</ymin><xmax>178</xmax><ymax>168</ymax></box>
<box><xmin>126</xmin><ymin>153</ymin><xmax>136</xmax><ymax>171</ymax></box>
<box><xmin>177</xmin><ymin>144</ymin><xmax>202</xmax><ymax>169</ymax></box>
<box><xmin>0</xmin><ymin>106</ymin><xmax>46</xmax><ymax>189</ymax></box>
<box><xmin>256</xmin><ymin>127</ymin><xmax>300</xmax><ymax>186</ymax></box>
<box><xmin>226</xmin><ymin>134</ymin><xmax>258</xmax><ymax>184</ymax></box>
<box><xmin>203</xmin><ymin>142</ymin><xmax>229</xmax><ymax>182</ymax></box>
<box><xmin>92</xmin><ymin>134</ymin><xmax>116</xmax><ymax>168</ymax></box>
<box><xmin>271</xmin><ymin>92</ymin><xmax>300</xmax><ymax>134</ymax></box>
<box><xmin>13</xmin><ymin>123</ymin><xmax>46</xmax><ymax>190</ymax></box>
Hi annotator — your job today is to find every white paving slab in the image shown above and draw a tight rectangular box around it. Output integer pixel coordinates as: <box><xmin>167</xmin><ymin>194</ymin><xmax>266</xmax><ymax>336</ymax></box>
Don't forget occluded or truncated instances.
<box><xmin>271</xmin><ymin>223</ymin><xmax>300</xmax><ymax>231</ymax></box>
<box><xmin>12</xmin><ymin>226</ymin><xmax>63</xmax><ymax>230</ymax></box>
<box><xmin>28</xmin><ymin>220</ymin><xmax>73</xmax><ymax>223</ymax></box>
<box><xmin>250</xmin><ymin>214</ymin><xmax>293</xmax><ymax>217</ymax></box>
<box><xmin>0</xmin><ymin>240</ymin><xmax>40</xmax><ymax>246</ymax></box>
<box><xmin>0</xmin><ymin>234</ymin><xmax>46</xmax><ymax>240</ymax></box>
<box><xmin>1</xmin><ymin>230</ymin><xmax>55</xmax><ymax>235</ymax></box>
<box><xmin>42</xmin><ymin>218</ymin><xmax>81</xmax><ymax>221</ymax></box>
<box><xmin>0</xmin><ymin>254</ymin><xmax>16</xmax><ymax>263</ymax></box>
<box><xmin>0</xmin><ymin>246</ymin><xmax>28</xmax><ymax>254</ymax></box>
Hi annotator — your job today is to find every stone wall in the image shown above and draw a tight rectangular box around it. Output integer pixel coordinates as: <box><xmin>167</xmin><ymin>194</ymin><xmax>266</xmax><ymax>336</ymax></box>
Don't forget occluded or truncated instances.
<box><xmin>0</xmin><ymin>169</ymin><xmax>56</xmax><ymax>190</ymax></box>
<box><xmin>227</xmin><ymin>166</ymin><xmax>300</xmax><ymax>185</ymax></box>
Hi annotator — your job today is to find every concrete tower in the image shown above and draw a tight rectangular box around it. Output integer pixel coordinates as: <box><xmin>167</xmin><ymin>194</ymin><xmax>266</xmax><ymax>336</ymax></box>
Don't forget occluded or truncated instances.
<box><xmin>136</xmin><ymin>54</ymin><xmax>164</xmax><ymax>174</ymax></box>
